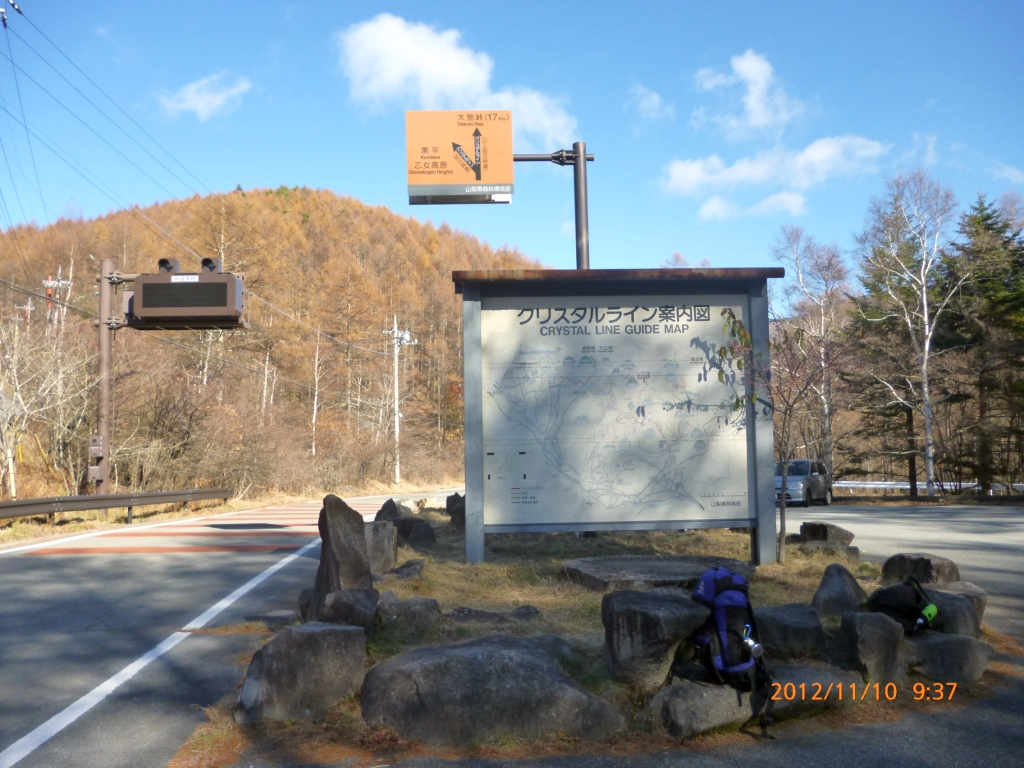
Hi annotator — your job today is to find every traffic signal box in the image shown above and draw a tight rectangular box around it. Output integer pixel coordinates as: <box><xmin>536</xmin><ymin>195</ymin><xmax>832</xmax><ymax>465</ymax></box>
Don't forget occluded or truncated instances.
<box><xmin>123</xmin><ymin>258</ymin><xmax>248</xmax><ymax>330</ymax></box>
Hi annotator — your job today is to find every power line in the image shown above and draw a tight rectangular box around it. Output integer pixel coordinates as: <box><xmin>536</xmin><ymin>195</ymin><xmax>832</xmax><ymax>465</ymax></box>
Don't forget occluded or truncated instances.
<box><xmin>3</xmin><ymin>23</ymin><xmax>46</xmax><ymax>223</ymax></box>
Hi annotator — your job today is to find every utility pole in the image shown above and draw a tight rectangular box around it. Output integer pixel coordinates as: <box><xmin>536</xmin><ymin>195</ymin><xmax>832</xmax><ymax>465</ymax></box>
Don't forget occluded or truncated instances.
<box><xmin>384</xmin><ymin>315</ymin><xmax>417</xmax><ymax>484</ymax></box>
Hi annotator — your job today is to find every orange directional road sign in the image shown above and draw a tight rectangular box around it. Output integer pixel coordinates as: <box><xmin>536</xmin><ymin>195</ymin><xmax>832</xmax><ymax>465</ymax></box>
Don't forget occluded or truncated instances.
<box><xmin>406</xmin><ymin>110</ymin><xmax>514</xmax><ymax>204</ymax></box>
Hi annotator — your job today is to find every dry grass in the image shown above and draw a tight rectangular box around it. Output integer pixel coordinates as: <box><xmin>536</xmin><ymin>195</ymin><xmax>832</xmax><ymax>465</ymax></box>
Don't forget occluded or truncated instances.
<box><xmin>165</xmin><ymin>514</ymin><xmax>1013</xmax><ymax>767</ymax></box>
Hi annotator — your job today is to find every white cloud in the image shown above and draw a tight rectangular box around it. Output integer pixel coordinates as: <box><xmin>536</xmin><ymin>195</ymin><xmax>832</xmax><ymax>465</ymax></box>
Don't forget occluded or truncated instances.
<box><xmin>692</xmin><ymin>49</ymin><xmax>802</xmax><ymax>137</ymax></box>
<box><xmin>697</xmin><ymin>193</ymin><xmax>806</xmax><ymax>222</ymax></box>
<box><xmin>698</xmin><ymin>197</ymin><xmax>740</xmax><ymax>221</ymax></box>
<box><xmin>159</xmin><ymin>72</ymin><xmax>251</xmax><ymax>122</ymax></box>
<box><xmin>995</xmin><ymin>163</ymin><xmax>1024</xmax><ymax>185</ymax></box>
<box><xmin>662</xmin><ymin>136</ymin><xmax>889</xmax><ymax>196</ymax></box>
<box><xmin>750</xmin><ymin>191</ymin><xmax>807</xmax><ymax>216</ymax></box>
<box><xmin>627</xmin><ymin>84</ymin><xmax>675</xmax><ymax>121</ymax></box>
<box><xmin>336</xmin><ymin>13</ymin><xmax>576</xmax><ymax>149</ymax></box>
<box><xmin>904</xmin><ymin>132</ymin><xmax>938</xmax><ymax>167</ymax></box>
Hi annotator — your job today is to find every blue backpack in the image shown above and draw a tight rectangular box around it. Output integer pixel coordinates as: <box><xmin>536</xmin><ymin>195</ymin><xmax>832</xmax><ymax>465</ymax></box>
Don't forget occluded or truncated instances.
<box><xmin>691</xmin><ymin>566</ymin><xmax>769</xmax><ymax>690</ymax></box>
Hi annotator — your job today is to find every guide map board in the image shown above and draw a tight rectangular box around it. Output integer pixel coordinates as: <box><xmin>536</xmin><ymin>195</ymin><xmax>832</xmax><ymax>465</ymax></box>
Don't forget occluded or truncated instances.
<box><xmin>406</xmin><ymin>110</ymin><xmax>514</xmax><ymax>204</ymax></box>
<box><xmin>453</xmin><ymin>269</ymin><xmax>783</xmax><ymax>565</ymax></box>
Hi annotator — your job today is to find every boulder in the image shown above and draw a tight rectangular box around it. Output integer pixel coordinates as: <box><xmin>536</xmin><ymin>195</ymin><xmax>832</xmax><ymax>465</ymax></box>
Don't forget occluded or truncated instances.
<box><xmin>374</xmin><ymin>498</ymin><xmax>401</xmax><ymax>522</ymax></box>
<box><xmin>262</xmin><ymin>610</ymin><xmax>299</xmax><ymax>630</ymax></box>
<box><xmin>565</xmin><ymin>554</ymin><xmax>753</xmax><ymax>592</ymax></box>
<box><xmin>446</xmin><ymin>492</ymin><xmax>466</xmax><ymax>527</ymax></box>
<box><xmin>360</xmin><ymin>635</ymin><xmax>624</xmax><ymax>745</ymax></box>
<box><xmin>235</xmin><ymin>623</ymin><xmax>366</xmax><ymax>723</ymax></box>
<box><xmin>308</xmin><ymin>495</ymin><xmax>373</xmax><ymax>622</ymax></box>
<box><xmin>601</xmin><ymin>590</ymin><xmax>710</xmax><ymax>689</ymax></box>
<box><xmin>318</xmin><ymin>588</ymin><xmax>380</xmax><ymax>638</ymax></box>
<box><xmin>799</xmin><ymin>541</ymin><xmax>860</xmax><ymax>563</ymax></box>
<box><xmin>364</xmin><ymin>521</ymin><xmax>397</xmax><ymax>576</ymax></box>
<box><xmin>377</xmin><ymin>591</ymin><xmax>441</xmax><ymax>628</ymax></box>
<box><xmin>649</xmin><ymin>664</ymin><xmax>858</xmax><ymax>740</ymax></box>
<box><xmin>922</xmin><ymin>588</ymin><xmax>981</xmax><ymax>638</ymax></box>
<box><xmin>298</xmin><ymin>588</ymin><xmax>313</xmax><ymax>622</ymax></box>
<box><xmin>390</xmin><ymin>558</ymin><xmax>425</xmax><ymax>579</ymax></box>
<box><xmin>881</xmin><ymin>553</ymin><xmax>960</xmax><ymax>585</ymax></box>
<box><xmin>800</xmin><ymin>522</ymin><xmax>855</xmax><ymax>546</ymax></box>
<box><xmin>811</xmin><ymin>563</ymin><xmax>868</xmax><ymax>618</ymax></box>
<box><xmin>905</xmin><ymin>632</ymin><xmax>994</xmax><ymax>684</ymax></box>
<box><xmin>446</xmin><ymin>605</ymin><xmax>542</xmax><ymax>624</ymax></box>
<box><xmin>839</xmin><ymin>611</ymin><xmax>906</xmax><ymax>685</ymax></box>
<box><xmin>395</xmin><ymin>518</ymin><xmax>436</xmax><ymax>546</ymax></box>
<box><xmin>925</xmin><ymin>581</ymin><xmax>987</xmax><ymax>622</ymax></box>
<box><xmin>755</xmin><ymin>603</ymin><xmax>825</xmax><ymax>659</ymax></box>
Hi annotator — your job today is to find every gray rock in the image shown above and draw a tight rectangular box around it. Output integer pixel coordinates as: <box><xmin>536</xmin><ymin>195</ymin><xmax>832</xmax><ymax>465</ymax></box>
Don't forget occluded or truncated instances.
<box><xmin>906</xmin><ymin>632</ymin><xmax>994</xmax><ymax>684</ymax></box>
<box><xmin>812</xmin><ymin>563</ymin><xmax>868</xmax><ymax>618</ymax></box>
<box><xmin>235</xmin><ymin>623</ymin><xmax>366</xmax><ymax>723</ymax></box>
<box><xmin>446</xmin><ymin>492</ymin><xmax>466</xmax><ymax>527</ymax></box>
<box><xmin>364</xmin><ymin>521</ymin><xmax>397</xmax><ymax>576</ymax></box>
<box><xmin>374</xmin><ymin>498</ymin><xmax>401</xmax><ymax>522</ymax></box>
<box><xmin>446</xmin><ymin>606</ymin><xmax>504</xmax><ymax>623</ymax></box>
<box><xmin>601</xmin><ymin>590</ymin><xmax>710</xmax><ymax>689</ymax></box>
<box><xmin>881</xmin><ymin>553</ymin><xmax>960</xmax><ymax>585</ymax></box>
<box><xmin>922</xmin><ymin>587</ymin><xmax>981</xmax><ymax>638</ymax></box>
<box><xmin>565</xmin><ymin>555</ymin><xmax>754</xmax><ymax>592</ymax></box>
<box><xmin>391</xmin><ymin>558</ymin><xmax>425</xmax><ymax>579</ymax></box>
<box><xmin>308</xmin><ymin>495</ymin><xmax>373</xmax><ymax>623</ymax></box>
<box><xmin>839</xmin><ymin>611</ymin><xmax>906</xmax><ymax>685</ymax></box>
<box><xmin>262</xmin><ymin>610</ymin><xmax>299</xmax><ymax>630</ymax></box>
<box><xmin>377</xmin><ymin>592</ymin><xmax>441</xmax><ymax>628</ymax></box>
<box><xmin>784</xmin><ymin>533</ymin><xmax>803</xmax><ymax>545</ymax></box>
<box><xmin>360</xmin><ymin>635</ymin><xmax>624</xmax><ymax>745</ymax></box>
<box><xmin>319</xmin><ymin>588</ymin><xmax>379</xmax><ymax>638</ymax></box>
<box><xmin>504</xmin><ymin>605</ymin><xmax>541</xmax><ymax>622</ymax></box>
<box><xmin>297</xmin><ymin>588</ymin><xmax>313</xmax><ymax>622</ymax></box>
<box><xmin>650</xmin><ymin>664</ymin><xmax>858</xmax><ymax>740</ymax></box>
<box><xmin>755</xmin><ymin>603</ymin><xmax>825</xmax><ymax>658</ymax></box>
<box><xmin>446</xmin><ymin>605</ymin><xmax>542</xmax><ymax>623</ymax></box>
<box><xmin>925</xmin><ymin>581</ymin><xmax>988</xmax><ymax>622</ymax></box>
<box><xmin>395</xmin><ymin>518</ymin><xmax>436</xmax><ymax>546</ymax></box>
<box><xmin>799</xmin><ymin>541</ymin><xmax>860</xmax><ymax>563</ymax></box>
<box><xmin>800</xmin><ymin>522</ymin><xmax>855</xmax><ymax>546</ymax></box>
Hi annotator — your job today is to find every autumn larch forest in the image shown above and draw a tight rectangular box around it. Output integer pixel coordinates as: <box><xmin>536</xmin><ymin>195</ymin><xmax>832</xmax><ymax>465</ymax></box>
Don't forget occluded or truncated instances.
<box><xmin>2</xmin><ymin>176</ymin><xmax>1024</xmax><ymax>503</ymax></box>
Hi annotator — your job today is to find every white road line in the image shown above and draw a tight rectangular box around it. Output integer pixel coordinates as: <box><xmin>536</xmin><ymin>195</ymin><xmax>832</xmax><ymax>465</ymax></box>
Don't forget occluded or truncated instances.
<box><xmin>0</xmin><ymin>538</ymin><xmax>321</xmax><ymax>768</ymax></box>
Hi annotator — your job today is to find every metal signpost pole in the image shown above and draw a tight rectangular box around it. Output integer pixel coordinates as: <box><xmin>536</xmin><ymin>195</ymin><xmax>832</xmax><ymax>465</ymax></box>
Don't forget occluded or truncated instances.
<box><xmin>572</xmin><ymin>141</ymin><xmax>589</xmax><ymax>270</ymax></box>
<box><xmin>513</xmin><ymin>145</ymin><xmax>594</xmax><ymax>270</ymax></box>
<box><xmin>95</xmin><ymin>259</ymin><xmax>113</xmax><ymax>495</ymax></box>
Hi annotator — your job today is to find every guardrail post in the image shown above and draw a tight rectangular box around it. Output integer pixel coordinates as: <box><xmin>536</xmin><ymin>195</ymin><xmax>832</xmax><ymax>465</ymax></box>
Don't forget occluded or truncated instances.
<box><xmin>127</xmin><ymin>506</ymin><xmax>133</xmax><ymax>524</ymax></box>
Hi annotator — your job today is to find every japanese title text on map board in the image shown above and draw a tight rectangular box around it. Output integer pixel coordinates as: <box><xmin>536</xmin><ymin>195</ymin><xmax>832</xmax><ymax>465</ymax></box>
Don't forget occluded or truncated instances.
<box><xmin>481</xmin><ymin>294</ymin><xmax>762</xmax><ymax>527</ymax></box>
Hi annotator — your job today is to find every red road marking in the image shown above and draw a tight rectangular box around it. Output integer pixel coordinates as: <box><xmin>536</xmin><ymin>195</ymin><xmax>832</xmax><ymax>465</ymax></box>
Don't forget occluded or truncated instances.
<box><xmin>106</xmin><ymin>531</ymin><xmax>318</xmax><ymax>537</ymax></box>
<box><xmin>26</xmin><ymin>545</ymin><xmax>307</xmax><ymax>555</ymax></box>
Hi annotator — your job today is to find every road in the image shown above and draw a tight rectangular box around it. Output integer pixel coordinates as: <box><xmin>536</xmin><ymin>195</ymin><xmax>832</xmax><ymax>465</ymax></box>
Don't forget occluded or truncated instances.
<box><xmin>0</xmin><ymin>490</ymin><xmax>459</xmax><ymax>768</ymax></box>
<box><xmin>786</xmin><ymin>502</ymin><xmax>1024</xmax><ymax>641</ymax></box>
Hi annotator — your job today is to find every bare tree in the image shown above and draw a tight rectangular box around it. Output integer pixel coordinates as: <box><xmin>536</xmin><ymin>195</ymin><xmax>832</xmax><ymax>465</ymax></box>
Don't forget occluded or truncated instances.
<box><xmin>0</xmin><ymin>319</ymin><xmax>94</xmax><ymax>498</ymax></box>
<box><xmin>855</xmin><ymin>170</ymin><xmax>964</xmax><ymax>496</ymax></box>
<box><xmin>771</xmin><ymin>226</ymin><xmax>852</xmax><ymax>475</ymax></box>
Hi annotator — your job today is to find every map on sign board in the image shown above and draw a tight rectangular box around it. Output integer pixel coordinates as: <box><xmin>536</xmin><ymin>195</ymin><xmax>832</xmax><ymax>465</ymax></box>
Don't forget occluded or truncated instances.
<box><xmin>480</xmin><ymin>295</ymin><xmax>764</xmax><ymax>527</ymax></box>
<box><xmin>406</xmin><ymin>110</ymin><xmax>514</xmax><ymax>203</ymax></box>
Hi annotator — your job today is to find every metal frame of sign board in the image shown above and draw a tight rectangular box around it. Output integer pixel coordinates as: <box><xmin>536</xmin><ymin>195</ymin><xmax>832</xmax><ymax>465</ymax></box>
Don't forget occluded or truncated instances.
<box><xmin>453</xmin><ymin>268</ymin><xmax>784</xmax><ymax>566</ymax></box>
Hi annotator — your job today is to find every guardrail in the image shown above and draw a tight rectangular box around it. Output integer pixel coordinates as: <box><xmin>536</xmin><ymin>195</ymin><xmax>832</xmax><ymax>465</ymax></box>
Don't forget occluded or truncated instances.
<box><xmin>834</xmin><ymin>480</ymin><xmax>1024</xmax><ymax>493</ymax></box>
<box><xmin>0</xmin><ymin>488</ymin><xmax>232</xmax><ymax>524</ymax></box>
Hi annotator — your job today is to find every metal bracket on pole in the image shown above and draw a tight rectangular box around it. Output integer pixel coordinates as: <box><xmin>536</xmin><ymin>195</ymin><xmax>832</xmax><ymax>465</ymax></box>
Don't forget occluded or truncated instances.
<box><xmin>514</xmin><ymin>141</ymin><xmax>594</xmax><ymax>269</ymax></box>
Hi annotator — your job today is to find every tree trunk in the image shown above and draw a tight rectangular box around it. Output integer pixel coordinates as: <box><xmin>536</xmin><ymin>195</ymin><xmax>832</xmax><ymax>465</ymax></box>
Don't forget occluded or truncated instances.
<box><xmin>906</xmin><ymin>405</ymin><xmax>918</xmax><ymax>497</ymax></box>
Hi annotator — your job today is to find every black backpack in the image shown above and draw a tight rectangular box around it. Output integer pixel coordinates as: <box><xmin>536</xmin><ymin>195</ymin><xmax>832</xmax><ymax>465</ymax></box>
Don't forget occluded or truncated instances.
<box><xmin>868</xmin><ymin>577</ymin><xmax>939</xmax><ymax>634</ymax></box>
<box><xmin>691</xmin><ymin>566</ymin><xmax>771</xmax><ymax>691</ymax></box>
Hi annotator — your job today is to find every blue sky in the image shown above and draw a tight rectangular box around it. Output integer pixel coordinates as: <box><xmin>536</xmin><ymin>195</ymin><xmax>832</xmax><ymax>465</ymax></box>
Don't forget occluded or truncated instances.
<box><xmin>1</xmin><ymin>1</ymin><xmax>1021</xmax><ymax>271</ymax></box>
